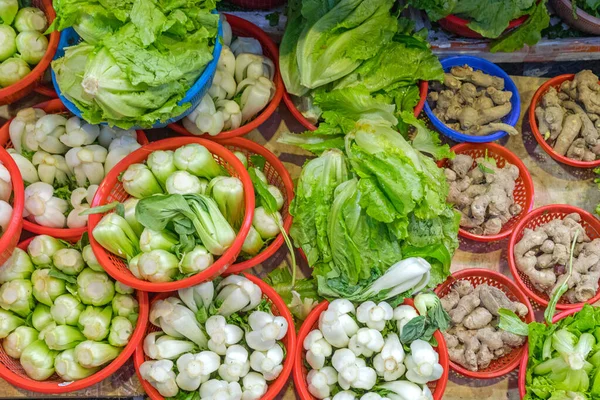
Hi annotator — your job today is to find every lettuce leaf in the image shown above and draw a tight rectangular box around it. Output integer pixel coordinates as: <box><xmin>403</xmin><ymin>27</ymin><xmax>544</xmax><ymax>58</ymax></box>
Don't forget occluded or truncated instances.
<box><xmin>490</xmin><ymin>0</ymin><xmax>550</xmax><ymax>53</ymax></box>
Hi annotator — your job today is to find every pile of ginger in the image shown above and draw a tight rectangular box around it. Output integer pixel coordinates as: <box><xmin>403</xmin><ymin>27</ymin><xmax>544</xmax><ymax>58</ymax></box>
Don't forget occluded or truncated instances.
<box><xmin>428</xmin><ymin>65</ymin><xmax>518</xmax><ymax>136</ymax></box>
<box><xmin>446</xmin><ymin>153</ymin><xmax>521</xmax><ymax>236</ymax></box>
<box><xmin>535</xmin><ymin>70</ymin><xmax>600</xmax><ymax>161</ymax></box>
<box><xmin>514</xmin><ymin>213</ymin><xmax>600</xmax><ymax>303</ymax></box>
<box><xmin>442</xmin><ymin>280</ymin><xmax>528</xmax><ymax>371</ymax></box>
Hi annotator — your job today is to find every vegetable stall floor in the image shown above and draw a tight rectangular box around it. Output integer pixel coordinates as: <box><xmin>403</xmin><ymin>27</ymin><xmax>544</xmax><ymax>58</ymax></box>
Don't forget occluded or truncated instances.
<box><xmin>2</xmin><ymin>75</ymin><xmax>599</xmax><ymax>399</ymax></box>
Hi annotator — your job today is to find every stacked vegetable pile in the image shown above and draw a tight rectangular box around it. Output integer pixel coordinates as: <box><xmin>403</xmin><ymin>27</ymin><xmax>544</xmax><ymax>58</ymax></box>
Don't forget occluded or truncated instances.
<box><xmin>0</xmin><ymin>1</ymin><xmax>48</xmax><ymax>87</ymax></box>
<box><xmin>6</xmin><ymin>105</ymin><xmax>143</xmax><ymax>230</ymax></box>
<box><xmin>279</xmin><ymin>0</ymin><xmax>443</xmax><ymax>130</ymax></box>
<box><xmin>50</xmin><ymin>0</ymin><xmax>219</xmax><ymax>128</ymax></box>
<box><xmin>139</xmin><ymin>276</ymin><xmax>289</xmax><ymax>399</ymax></box>
<box><xmin>0</xmin><ymin>235</ymin><xmax>139</xmax><ymax>381</ymax></box>
<box><xmin>0</xmin><ymin>160</ymin><xmax>13</xmax><ymax>237</ymax></box>
<box><xmin>407</xmin><ymin>0</ymin><xmax>550</xmax><ymax>53</ymax></box>
<box><xmin>182</xmin><ymin>16</ymin><xmax>276</xmax><ymax>136</ymax></box>
<box><xmin>303</xmin><ymin>296</ymin><xmax>446</xmax><ymax>399</ymax></box>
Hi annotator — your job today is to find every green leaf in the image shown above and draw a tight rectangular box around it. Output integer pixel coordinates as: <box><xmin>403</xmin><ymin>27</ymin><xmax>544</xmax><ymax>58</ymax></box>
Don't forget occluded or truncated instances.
<box><xmin>265</xmin><ymin>11</ymin><xmax>280</xmax><ymax>26</ymax></box>
<box><xmin>400</xmin><ymin>315</ymin><xmax>426</xmax><ymax>343</ymax></box>
<box><xmin>490</xmin><ymin>0</ymin><xmax>550</xmax><ymax>53</ymax></box>
<box><xmin>249</xmin><ymin>155</ymin><xmax>266</xmax><ymax>171</ymax></box>
<box><xmin>49</xmin><ymin>268</ymin><xmax>77</xmax><ymax>284</ymax></box>
<box><xmin>498</xmin><ymin>308</ymin><xmax>529</xmax><ymax>336</ymax></box>
<box><xmin>249</xmin><ymin>168</ymin><xmax>278</xmax><ymax>214</ymax></box>
<box><xmin>545</xmin><ymin>229</ymin><xmax>579</xmax><ymax>324</ymax></box>
<box><xmin>79</xmin><ymin>201</ymin><xmax>120</xmax><ymax>216</ymax></box>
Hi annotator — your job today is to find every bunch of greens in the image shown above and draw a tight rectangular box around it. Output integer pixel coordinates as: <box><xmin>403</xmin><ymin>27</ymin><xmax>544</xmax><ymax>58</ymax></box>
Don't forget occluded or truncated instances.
<box><xmin>572</xmin><ymin>0</ymin><xmax>600</xmax><ymax>18</ymax></box>
<box><xmin>50</xmin><ymin>0</ymin><xmax>219</xmax><ymax>129</ymax></box>
<box><xmin>0</xmin><ymin>234</ymin><xmax>138</xmax><ymax>382</ymax></box>
<box><xmin>408</xmin><ymin>0</ymin><xmax>550</xmax><ymax>53</ymax></box>
<box><xmin>279</xmin><ymin>0</ymin><xmax>443</xmax><ymax>125</ymax></box>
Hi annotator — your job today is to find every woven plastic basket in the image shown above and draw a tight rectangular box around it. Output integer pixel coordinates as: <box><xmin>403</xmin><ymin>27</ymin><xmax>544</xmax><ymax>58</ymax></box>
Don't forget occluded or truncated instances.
<box><xmin>218</xmin><ymin>137</ymin><xmax>293</xmax><ymax>273</ymax></box>
<box><xmin>282</xmin><ymin>80</ymin><xmax>429</xmax><ymax>132</ymax></box>
<box><xmin>294</xmin><ymin>298</ymin><xmax>448</xmax><ymax>400</ymax></box>
<box><xmin>88</xmin><ymin>137</ymin><xmax>255</xmax><ymax>292</ymax></box>
<box><xmin>439</xmin><ymin>142</ymin><xmax>535</xmax><ymax>242</ymax></box>
<box><xmin>0</xmin><ymin>99</ymin><xmax>148</xmax><ymax>239</ymax></box>
<box><xmin>170</xmin><ymin>14</ymin><xmax>283</xmax><ymax>140</ymax></box>
<box><xmin>0</xmin><ymin>147</ymin><xmax>24</xmax><ymax>265</ymax></box>
<box><xmin>0</xmin><ymin>0</ymin><xmax>59</xmax><ymax>106</ymax></box>
<box><xmin>134</xmin><ymin>273</ymin><xmax>296</xmax><ymax>400</ymax></box>
<box><xmin>435</xmin><ymin>269</ymin><xmax>535</xmax><ymax>379</ymax></box>
<box><xmin>0</xmin><ymin>236</ymin><xmax>149</xmax><ymax>394</ymax></box>
<box><xmin>529</xmin><ymin>74</ymin><xmax>600</xmax><ymax>168</ymax></box>
<box><xmin>508</xmin><ymin>205</ymin><xmax>600</xmax><ymax>310</ymax></box>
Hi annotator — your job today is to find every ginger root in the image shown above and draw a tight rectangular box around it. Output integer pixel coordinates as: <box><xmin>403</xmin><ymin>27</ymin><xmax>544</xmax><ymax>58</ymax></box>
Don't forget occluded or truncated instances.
<box><xmin>445</xmin><ymin>154</ymin><xmax>521</xmax><ymax>236</ymax></box>
<box><xmin>442</xmin><ymin>280</ymin><xmax>529</xmax><ymax>372</ymax></box>
<box><xmin>428</xmin><ymin>65</ymin><xmax>516</xmax><ymax>137</ymax></box>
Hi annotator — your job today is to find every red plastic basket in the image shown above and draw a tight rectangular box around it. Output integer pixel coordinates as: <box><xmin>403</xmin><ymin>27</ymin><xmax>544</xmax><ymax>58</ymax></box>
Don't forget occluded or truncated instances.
<box><xmin>508</xmin><ymin>204</ymin><xmax>600</xmax><ymax>309</ymax></box>
<box><xmin>170</xmin><ymin>14</ymin><xmax>283</xmax><ymax>140</ymax></box>
<box><xmin>438</xmin><ymin>13</ymin><xmax>529</xmax><ymax>39</ymax></box>
<box><xmin>88</xmin><ymin>137</ymin><xmax>255</xmax><ymax>292</ymax></box>
<box><xmin>218</xmin><ymin>137</ymin><xmax>294</xmax><ymax>273</ymax></box>
<box><xmin>0</xmin><ymin>0</ymin><xmax>59</xmax><ymax>106</ymax></box>
<box><xmin>0</xmin><ymin>236</ymin><xmax>149</xmax><ymax>394</ymax></box>
<box><xmin>0</xmin><ymin>99</ymin><xmax>148</xmax><ymax>239</ymax></box>
<box><xmin>518</xmin><ymin>305</ymin><xmax>581</xmax><ymax>398</ymax></box>
<box><xmin>439</xmin><ymin>142</ymin><xmax>535</xmax><ymax>242</ymax></box>
<box><xmin>0</xmin><ymin>147</ymin><xmax>24</xmax><ymax>265</ymax></box>
<box><xmin>134</xmin><ymin>273</ymin><xmax>296</xmax><ymax>400</ymax></box>
<box><xmin>435</xmin><ymin>269</ymin><xmax>535</xmax><ymax>379</ymax></box>
<box><xmin>294</xmin><ymin>298</ymin><xmax>448</xmax><ymax>400</ymax></box>
<box><xmin>529</xmin><ymin>74</ymin><xmax>600</xmax><ymax>168</ymax></box>
<box><xmin>282</xmin><ymin>80</ymin><xmax>429</xmax><ymax>132</ymax></box>
<box><xmin>33</xmin><ymin>84</ymin><xmax>58</xmax><ymax>98</ymax></box>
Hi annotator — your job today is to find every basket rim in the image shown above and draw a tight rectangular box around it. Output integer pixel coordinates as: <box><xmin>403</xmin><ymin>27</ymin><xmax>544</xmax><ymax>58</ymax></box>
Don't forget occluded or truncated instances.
<box><xmin>170</xmin><ymin>13</ymin><xmax>284</xmax><ymax>140</ymax></box>
<box><xmin>0</xmin><ymin>147</ymin><xmax>24</xmax><ymax>264</ymax></box>
<box><xmin>87</xmin><ymin>137</ymin><xmax>255</xmax><ymax>292</ymax></box>
<box><xmin>33</xmin><ymin>83</ymin><xmax>58</xmax><ymax>98</ymax></box>
<box><xmin>423</xmin><ymin>56</ymin><xmax>521</xmax><ymax>143</ymax></box>
<box><xmin>217</xmin><ymin>137</ymin><xmax>294</xmax><ymax>273</ymax></box>
<box><xmin>133</xmin><ymin>273</ymin><xmax>297</xmax><ymax>400</ymax></box>
<box><xmin>507</xmin><ymin>204</ymin><xmax>600</xmax><ymax>309</ymax></box>
<box><xmin>528</xmin><ymin>73</ymin><xmax>600</xmax><ymax>168</ymax></box>
<box><xmin>434</xmin><ymin>268</ymin><xmax>535</xmax><ymax>379</ymax></box>
<box><xmin>439</xmin><ymin>13</ymin><xmax>529</xmax><ymax>39</ymax></box>
<box><xmin>0</xmin><ymin>0</ymin><xmax>60</xmax><ymax>105</ymax></box>
<box><xmin>293</xmin><ymin>298</ymin><xmax>448</xmax><ymax>400</ymax></box>
<box><xmin>0</xmin><ymin>236</ymin><xmax>149</xmax><ymax>394</ymax></box>
<box><xmin>517</xmin><ymin>305</ymin><xmax>582</xmax><ymax>398</ymax></box>
<box><xmin>0</xmin><ymin>99</ymin><xmax>148</xmax><ymax>239</ymax></box>
<box><xmin>282</xmin><ymin>80</ymin><xmax>429</xmax><ymax>132</ymax></box>
<box><xmin>440</xmin><ymin>142</ymin><xmax>535</xmax><ymax>242</ymax></box>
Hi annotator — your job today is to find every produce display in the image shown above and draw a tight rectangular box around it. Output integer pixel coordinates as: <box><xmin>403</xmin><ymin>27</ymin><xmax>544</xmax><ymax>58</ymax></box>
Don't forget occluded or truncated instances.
<box><xmin>279</xmin><ymin>0</ymin><xmax>443</xmax><ymax>130</ymax></box>
<box><xmin>406</xmin><ymin>0</ymin><xmax>550</xmax><ymax>53</ymax></box>
<box><xmin>7</xmin><ymin>106</ymin><xmax>143</xmax><ymax>230</ymax></box>
<box><xmin>0</xmin><ymin>160</ymin><xmax>13</xmax><ymax>237</ymax></box>
<box><xmin>441</xmin><ymin>280</ymin><xmax>528</xmax><ymax>372</ymax></box>
<box><xmin>139</xmin><ymin>275</ymin><xmax>289</xmax><ymax>399</ymax></box>
<box><xmin>0</xmin><ymin>235</ymin><xmax>139</xmax><ymax>381</ymax></box>
<box><xmin>535</xmin><ymin>70</ymin><xmax>600</xmax><ymax>162</ymax></box>
<box><xmin>50</xmin><ymin>0</ymin><xmax>220</xmax><ymax>129</ymax></box>
<box><xmin>428</xmin><ymin>66</ymin><xmax>518</xmax><ymax>137</ymax></box>
<box><xmin>0</xmin><ymin>1</ymin><xmax>48</xmax><ymax>87</ymax></box>
<box><xmin>514</xmin><ymin>212</ymin><xmax>599</xmax><ymax>303</ymax></box>
<box><xmin>445</xmin><ymin>154</ymin><xmax>522</xmax><ymax>236</ymax></box>
<box><xmin>303</xmin><ymin>296</ymin><xmax>446</xmax><ymax>399</ymax></box>
<box><xmin>182</xmin><ymin>16</ymin><xmax>276</xmax><ymax>136</ymax></box>
<box><xmin>571</xmin><ymin>0</ymin><xmax>600</xmax><ymax>17</ymax></box>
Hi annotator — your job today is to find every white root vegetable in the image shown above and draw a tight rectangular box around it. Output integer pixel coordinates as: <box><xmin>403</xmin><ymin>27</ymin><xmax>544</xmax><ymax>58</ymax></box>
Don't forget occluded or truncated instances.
<box><xmin>208</xmin><ymin>69</ymin><xmax>237</xmax><ymax>101</ymax></box>
<box><xmin>23</xmin><ymin>182</ymin><xmax>67</xmax><ymax>228</ymax></box>
<box><xmin>9</xmin><ymin>108</ymin><xmax>45</xmax><ymax>153</ymax></box>
<box><xmin>218</xmin><ymin>46</ymin><xmax>236</xmax><ymax>76</ymax></box>
<box><xmin>0</xmin><ymin>200</ymin><xmax>12</xmax><ymax>233</ymax></box>
<box><xmin>235</xmin><ymin>53</ymin><xmax>275</xmax><ymax>83</ymax></box>
<box><xmin>31</xmin><ymin>151</ymin><xmax>71</xmax><ymax>186</ymax></box>
<box><xmin>230</xmin><ymin>37</ymin><xmax>262</xmax><ymax>57</ymax></box>
<box><xmin>7</xmin><ymin>150</ymin><xmax>38</xmax><ymax>183</ymax></box>
<box><xmin>0</xmin><ymin>162</ymin><xmax>11</xmax><ymax>202</ymax></box>
<box><xmin>65</xmin><ymin>145</ymin><xmax>108</xmax><ymax>186</ymax></box>
<box><xmin>34</xmin><ymin>114</ymin><xmax>68</xmax><ymax>154</ymax></box>
<box><xmin>216</xmin><ymin>99</ymin><xmax>242</xmax><ymax>131</ymax></box>
<box><xmin>236</xmin><ymin>76</ymin><xmax>276</xmax><ymax>123</ymax></box>
<box><xmin>60</xmin><ymin>116</ymin><xmax>100</xmax><ymax>147</ymax></box>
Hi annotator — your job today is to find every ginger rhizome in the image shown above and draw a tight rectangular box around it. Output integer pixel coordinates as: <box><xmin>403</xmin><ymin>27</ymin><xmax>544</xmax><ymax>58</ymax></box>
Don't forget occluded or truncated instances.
<box><xmin>514</xmin><ymin>212</ymin><xmax>600</xmax><ymax>303</ymax></box>
<box><xmin>445</xmin><ymin>153</ymin><xmax>521</xmax><ymax>236</ymax></box>
<box><xmin>428</xmin><ymin>65</ymin><xmax>517</xmax><ymax>137</ymax></box>
<box><xmin>442</xmin><ymin>281</ymin><xmax>528</xmax><ymax>372</ymax></box>
<box><xmin>535</xmin><ymin>70</ymin><xmax>600</xmax><ymax>161</ymax></box>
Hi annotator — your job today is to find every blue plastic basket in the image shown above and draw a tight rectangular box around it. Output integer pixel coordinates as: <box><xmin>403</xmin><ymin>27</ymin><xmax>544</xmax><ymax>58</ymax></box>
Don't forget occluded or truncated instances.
<box><xmin>424</xmin><ymin>56</ymin><xmax>521</xmax><ymax>143</ymax></box>
<box><xmin>51</xmin><ymin>19</ymin><xmax>223</xmax><ymax>130</ymax></box>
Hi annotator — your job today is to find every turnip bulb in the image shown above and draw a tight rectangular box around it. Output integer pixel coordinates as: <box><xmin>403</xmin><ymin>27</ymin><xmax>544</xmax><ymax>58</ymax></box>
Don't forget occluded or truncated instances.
<box><xmin>0</xmin><ymin>57</ymin><xmax>29</xmax><ymax>87</ymax></box>
<box><xmin>16</xmin><ymin>30</ymin><xmax>47</xmax><ymax>65</ymax></box>
<box><xmin>13</xmin><ymin>7</ymin><xmax>46</xmax><ymax>33</ymax></box>
<box><xmin>0</xmin><ymin>24</ymin><xmax>15</xmax><ymax>62</ymax></box>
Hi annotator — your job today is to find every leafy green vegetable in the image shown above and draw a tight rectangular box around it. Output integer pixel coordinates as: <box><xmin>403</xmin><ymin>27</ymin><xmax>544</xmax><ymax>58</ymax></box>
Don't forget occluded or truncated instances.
<box><xmin>490</xmin><ymin>0</ymin><xmax>550</xmax><ymax>53</ymax></box>
<box><xmin>265</xmin><ymin>267</ymin><xmax>321</xmax><ymax>323</ymax></box>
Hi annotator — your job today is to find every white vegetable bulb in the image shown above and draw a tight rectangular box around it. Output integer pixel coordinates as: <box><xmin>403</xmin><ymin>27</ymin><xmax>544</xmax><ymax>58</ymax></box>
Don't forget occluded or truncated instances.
<box><xmin>0</xmin><ymin>162</ymin><xmax>11</xmax><ymax>202</ymax></box>
<box><xmin>23</xmin><ymin>182</ymin><xmax>67</xmax><ymax>228</ymax></box>
<box><xmin>0</xmin><ymin>200</ymin><xmax>12</xmax><ymax>234</ymax></box>
<box><xmin>60</xmin><ymin>116</ymin><xmax>100</xmax><ymax>147</ymax></box>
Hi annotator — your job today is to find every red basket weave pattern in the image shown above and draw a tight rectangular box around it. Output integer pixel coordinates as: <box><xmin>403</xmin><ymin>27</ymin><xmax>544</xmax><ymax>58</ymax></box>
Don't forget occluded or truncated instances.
<box><xmin>88</xmin><ymin>137</ymin><xmax>255</xmax><ymax>292</ymax></box>
<box><xmin>134</xmin><ymin>273</ymin><xmax>296</xmax><ymax>400</ymax></box>
<box><xmin>294</xmin><ymin>299</ymin><xmax>448</xmax><ymax>400</ymax></box>
<box><xmin>508</xmin><ymin>205</ymin><xmax>600</xmax><ymax>309</ymax></box>
<box><xmin>440</xmin><ymin>143</ymin><xmax>534</xmax><ymax>242</ymax></box>
<box><xmin>219</xmin><ymin>138</ymin><xmax>294</xmax><ymax>273</ymax></box>
<box><xmin>0</xmin><ymin>237</ymin><xmax>149</xmax><ymax>393</ymax></box>
<box><xmin>434</xmin><ymin>269</ymin><xmax>535</xmax><ymax>379</ymax></box>
<box><xmin>0</xmin><ymin>147</ymin><xmax>24</xmax><ymax>265</ymax></box>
